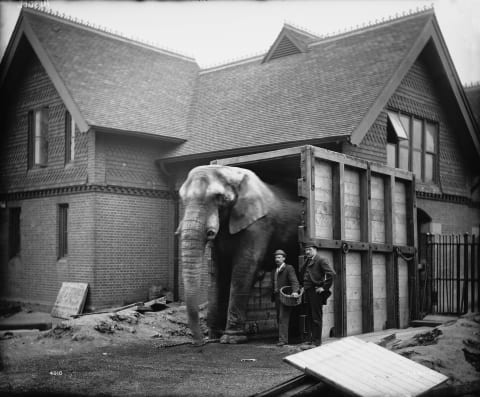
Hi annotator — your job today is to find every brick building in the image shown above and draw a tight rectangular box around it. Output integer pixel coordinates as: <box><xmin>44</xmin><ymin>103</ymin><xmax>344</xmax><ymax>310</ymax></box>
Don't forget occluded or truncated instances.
<box><xmin>1</xmin><ymin>6</ymin><xmax>479</xmax><ymax>311</ymax></box>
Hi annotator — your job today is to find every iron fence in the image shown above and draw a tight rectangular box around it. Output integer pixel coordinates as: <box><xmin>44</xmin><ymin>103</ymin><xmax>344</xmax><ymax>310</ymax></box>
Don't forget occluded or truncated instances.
<box><xmin>421</xmin><ymin>234</ymin><xmax>479</xmax><ymax>315</ymax></box>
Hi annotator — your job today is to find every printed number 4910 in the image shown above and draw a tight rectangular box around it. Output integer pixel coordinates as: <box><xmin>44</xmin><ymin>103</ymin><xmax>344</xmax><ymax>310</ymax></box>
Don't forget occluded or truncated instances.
<box><xmin>50</xmin><ymin>371</ymin><xmax>63</xmax><ymax>376</ymax></box>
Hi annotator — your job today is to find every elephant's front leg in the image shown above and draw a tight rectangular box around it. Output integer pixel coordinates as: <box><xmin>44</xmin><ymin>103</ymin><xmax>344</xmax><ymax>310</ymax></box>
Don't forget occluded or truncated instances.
<box><xmin>220</xmin><ymin>245</ymin><xmax>266</xmax><ymax>344</ymax></box>
<box><xmin>207</xmin><ymin>249</ymin><xmax>231</xmax><ymax>339</ymax></box>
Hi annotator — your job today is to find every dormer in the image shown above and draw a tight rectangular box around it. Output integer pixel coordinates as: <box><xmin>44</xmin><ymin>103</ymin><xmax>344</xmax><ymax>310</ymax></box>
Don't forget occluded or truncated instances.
<box><xmin>262</xmin><ymin>23</ymin><xmax>319</xmax><ymax>63</ymax></box>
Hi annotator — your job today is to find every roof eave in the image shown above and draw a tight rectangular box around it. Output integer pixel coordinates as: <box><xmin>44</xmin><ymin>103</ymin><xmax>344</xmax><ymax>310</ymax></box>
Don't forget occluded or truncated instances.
<box><xmin>11</xmin><ymin>11</ymin><xmax>91</xmax><ymax>133</ymax></box>
<box><xmin>0</xmin><ymin>11</ymin><xmax>26</xmax><ymax>89</ymax></box>
<box><xmin>92</xmin><ymin>125</ymin><xmax>186</xmax><ymax>144</ymax></box>
<box><xmin>350</xmin><ymin>16</ymin><xmax>433</xmax><ymax>147</ymax></box>
<box><xmin>159</xmin><ymin>135</ymin><xmax>350</xmax><ymax>164</ymax></box>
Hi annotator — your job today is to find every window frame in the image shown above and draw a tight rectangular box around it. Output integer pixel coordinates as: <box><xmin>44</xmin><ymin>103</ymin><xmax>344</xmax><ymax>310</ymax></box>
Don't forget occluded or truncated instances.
<box><xmin>386</xmin><ymin>110</ymin><xmax>439</xmax><ymax>183</ymax></box>
<box><xmin>28</xmin><ymin>107</ymin><xmax>49</xmax><ymax>168</ymax></box>
<box><xmin>58</xmin><ymin>203</ymin><xmax>69</xmax><ymax>259</ymax></box>
<box><xmin>9</xmin><ymin>207</ymin><xmax>21</xmax><ymax>259</ymax></box>
<box><xmin>65</xmin><ymin>111</ymin><xmax>76</xmax><ymax>164</ymax></box>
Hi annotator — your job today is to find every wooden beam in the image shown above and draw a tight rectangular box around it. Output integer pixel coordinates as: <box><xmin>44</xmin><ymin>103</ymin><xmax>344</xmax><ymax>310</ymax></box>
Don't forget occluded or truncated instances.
<box><xmin>361</xmin><ymin>165</ymin><xmax>373</xmax><ymax>332</ymax></box>
<box><xmin>408</xmin><ymin>176</ymin><xmax>419</xmax><ymax>320</ymax></box>
<box><xmin>385</xmin><ymin>175</ymin><xmax>398</xmax><ymax>328</ymax></box>
<box><xmin>333</xmin><ymin>163</ymin><xmax>345</xmax><ymax>241</ymax></box>
<box><xmin>312</xmin><ymin>146</ymin><xmax>368</xmax><ymax>171</ymax></box>
<box><xmin>332</xmin><ymin>162</ymin><xmax>346</xmax><ymax>336</ymax></box>
<box><xmin>303</xmin><ymin>146</ymin><xmax>316</xmax><ymax>239</ymax></box>
<box><xmin>213</xmin><ymin>146</ymin><xmax>304</xmax><ymax>166</ymax></box>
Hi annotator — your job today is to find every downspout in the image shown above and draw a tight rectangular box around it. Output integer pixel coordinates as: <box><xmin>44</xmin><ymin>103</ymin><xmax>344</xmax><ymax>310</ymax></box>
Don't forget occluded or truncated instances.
<box><xmin>158</xmin><ymin>160</ymin><xmax>180</xmax><ymax>302</ymax></box>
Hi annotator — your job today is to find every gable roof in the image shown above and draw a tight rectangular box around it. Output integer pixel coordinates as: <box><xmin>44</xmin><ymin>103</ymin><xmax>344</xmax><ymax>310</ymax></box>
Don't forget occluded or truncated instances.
<box><xmin>262</xmin><ymin>24</ymin><xmax>319</xmax><ymax>63</ymax></box>
<box><xmin>0</xmin><ymin>6</ymin><xmax>199</xmax><ymax>142</ymax></box>
<box><xmin>160</xmin><ymin>9</ymin><xmax>480</xmax><ymax>161</ymax></box>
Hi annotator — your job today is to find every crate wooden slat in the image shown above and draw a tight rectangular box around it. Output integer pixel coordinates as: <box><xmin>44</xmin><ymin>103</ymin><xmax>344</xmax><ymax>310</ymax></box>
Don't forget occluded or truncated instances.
<box><xmin>284</xmin><ymin>336</ymin><xmax>448</xmax><ymax>397</ymax></box>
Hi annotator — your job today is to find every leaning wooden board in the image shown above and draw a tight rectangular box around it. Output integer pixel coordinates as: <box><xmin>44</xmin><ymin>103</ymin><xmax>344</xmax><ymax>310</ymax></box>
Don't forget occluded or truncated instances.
<box><xmin>51</xmin><ymin>282</ymin><xmax>89</xmax><ymax>319</ymax></box>
<box><xmin>284</xmin><ymin>336</ymin><xmax>448</xmax><ymax>397</ymax></box>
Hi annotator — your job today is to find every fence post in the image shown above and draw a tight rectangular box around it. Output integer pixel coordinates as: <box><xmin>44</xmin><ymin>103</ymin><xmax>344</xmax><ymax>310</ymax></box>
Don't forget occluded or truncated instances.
<box><xmin>456</xmin><ymin>235</ymin><xmax>461</xmax><ymax>315</ymax></box>
<box><xmin>463</xmin><ymin>233</ymin><xmax>469</xmax><ymax>314</ymax></box>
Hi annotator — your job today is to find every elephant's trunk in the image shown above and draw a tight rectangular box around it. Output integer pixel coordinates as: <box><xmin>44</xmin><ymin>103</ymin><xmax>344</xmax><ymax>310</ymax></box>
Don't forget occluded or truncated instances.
<box><xmin>179</xmin><ymin>205</ymin><xmax>209</xmax><ymax>345</ymax></box>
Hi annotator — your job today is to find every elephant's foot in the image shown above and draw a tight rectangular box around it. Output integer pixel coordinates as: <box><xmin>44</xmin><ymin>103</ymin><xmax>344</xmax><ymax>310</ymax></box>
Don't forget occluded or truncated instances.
<box><xmin>220</xmin><ymin>334</ymin><xmax>248</xmax><ymax>344</ymax></box>
<box><xmin>191</xmin><ymin>338</ymin><xmax>206</xmax><ymax>347</ymax></box>
<box><xmin>208</xmin><ymin>329</ymin><xmax>223</xmax><ymax>340</ymax></box>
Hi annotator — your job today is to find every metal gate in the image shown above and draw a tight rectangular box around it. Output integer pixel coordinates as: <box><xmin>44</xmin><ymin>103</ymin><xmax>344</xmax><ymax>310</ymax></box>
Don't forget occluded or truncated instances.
<box><xmin>420</xmin><ymin>233</ymin><xmax>479</xmax><ymax>315</ymax></box>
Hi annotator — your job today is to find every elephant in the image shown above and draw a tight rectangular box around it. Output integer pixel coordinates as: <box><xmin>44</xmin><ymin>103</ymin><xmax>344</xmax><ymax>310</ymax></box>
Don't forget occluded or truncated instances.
<box><xmin>177</xmin><ymin>164</ymin><xmax>302</xmax><ymax>345</ymax></box>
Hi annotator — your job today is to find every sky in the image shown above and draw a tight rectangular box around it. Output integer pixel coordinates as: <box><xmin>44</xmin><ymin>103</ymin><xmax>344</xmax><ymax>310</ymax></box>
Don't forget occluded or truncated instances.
<box><xmin>0</xmin><ymin>0</ymin><xmax>479</xmax><ymax>85</ymax></box>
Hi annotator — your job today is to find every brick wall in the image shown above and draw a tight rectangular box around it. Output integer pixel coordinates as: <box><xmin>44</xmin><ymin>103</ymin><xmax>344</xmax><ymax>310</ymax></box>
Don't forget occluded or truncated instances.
<box><xmin>0</xmin><ymin>44</ymin><xmax>88</xmax><ymax>192</ymax></box>
<box><xmin>92</xmin><ymin>192</ymin><xmax>174</xmax><ymax>309</ymax></box>
<box><xmin>0</xmin><ymin>194</ymin><xmax>95</xmax><ymax>308</ymax></box>
<box><xmin>417</xmin><ymin>198</ymin><xmax>480</xmax><ymax>235</ymax></box>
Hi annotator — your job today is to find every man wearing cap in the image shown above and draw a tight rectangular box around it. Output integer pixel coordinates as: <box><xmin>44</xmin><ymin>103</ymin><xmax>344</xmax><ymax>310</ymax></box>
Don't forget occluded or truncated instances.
<box><xmin>271</xmin><ymin>249</ymin><xmax>300</xmax><ymax>346</ymax></box>
<box><xmin>300</xmin><ymin>241</ymin><xmax>336</xmax><ymax>346</ymax></box>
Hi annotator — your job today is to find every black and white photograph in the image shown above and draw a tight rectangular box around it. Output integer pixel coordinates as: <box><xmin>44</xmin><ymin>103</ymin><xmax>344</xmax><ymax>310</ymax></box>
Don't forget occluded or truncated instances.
<box><xmin>0</xmin><ymin>0</ymin><xmax>479</xmax><ymax>396</ymax></box>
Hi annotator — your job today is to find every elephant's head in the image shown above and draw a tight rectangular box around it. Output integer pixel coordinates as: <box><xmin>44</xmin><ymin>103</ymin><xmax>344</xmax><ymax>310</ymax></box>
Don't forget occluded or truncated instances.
<box><xmin>177</xmin><ymin>165</ymin><xmax>274</xmax><ymax>344</ymax></box>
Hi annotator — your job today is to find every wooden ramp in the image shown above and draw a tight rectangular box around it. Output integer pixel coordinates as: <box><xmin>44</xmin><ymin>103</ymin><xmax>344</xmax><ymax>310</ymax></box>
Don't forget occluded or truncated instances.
<box><xmin>283</xmin><ymin>336</ymin><xmax>448</xmax><ymax>397</ymax></box>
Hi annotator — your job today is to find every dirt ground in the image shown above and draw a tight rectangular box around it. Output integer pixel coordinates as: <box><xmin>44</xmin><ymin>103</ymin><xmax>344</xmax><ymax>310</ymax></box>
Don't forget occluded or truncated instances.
<box><xmin>0</xmin><ymin>303</ymin><xmax>479</xmax><ymax>396</ymax></box>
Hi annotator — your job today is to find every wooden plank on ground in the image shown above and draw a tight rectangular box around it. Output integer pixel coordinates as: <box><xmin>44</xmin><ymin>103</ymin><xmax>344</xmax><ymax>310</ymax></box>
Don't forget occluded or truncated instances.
<box><xmin>51</xmin><ymin>282</ymin><xmax>89</xmax><ymax>319</ymax></box>
<box><xmin>284</xmin><ymin>336</ymin><xmax>448</xmax><ymax>397</ymax></box>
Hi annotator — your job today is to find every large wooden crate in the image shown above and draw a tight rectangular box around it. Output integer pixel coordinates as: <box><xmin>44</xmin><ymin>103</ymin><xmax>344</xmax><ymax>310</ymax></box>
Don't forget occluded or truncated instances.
<box><xmin>214</xmin><ymin>145</ymin><xmax>417</xmax><ymax>337</ymax></box>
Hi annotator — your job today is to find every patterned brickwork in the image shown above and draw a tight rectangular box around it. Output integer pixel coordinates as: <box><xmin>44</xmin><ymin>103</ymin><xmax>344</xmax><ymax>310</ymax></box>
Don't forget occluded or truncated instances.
<box><xmin>102</xmin><ymin>134</ymin><xmax>170</xmax><ymax>190</ymax></box>
<box><xmin>345</xmin><ymin>52</ymin><xmax>472</xmax><ymax>199</ymax></box>
<box><xmin>0</xmin><ymin>46</ymin><xmax>88</xmax><ymax>193</ymax></box>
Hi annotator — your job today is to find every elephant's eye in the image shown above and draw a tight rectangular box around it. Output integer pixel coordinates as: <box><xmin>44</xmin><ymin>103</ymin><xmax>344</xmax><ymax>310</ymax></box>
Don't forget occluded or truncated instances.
<box><xmin>215</xmin><ymin>193</ymin><xmax>230</xmax><ymax>205</ymax></box>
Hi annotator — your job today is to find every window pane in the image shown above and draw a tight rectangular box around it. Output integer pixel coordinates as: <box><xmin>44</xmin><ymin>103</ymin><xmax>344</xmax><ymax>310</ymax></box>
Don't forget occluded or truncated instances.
<box><xmin>59</xmin><ymin>204</ymin><xmax>68</xmax><ymax>258</ymax></box>
<box><xmin>34</xmin><ymin>108</ymin><xmax>48</xmax><ymax>165</ymax></box>
<box><xmin>387</xmin><ymin>111</ymin><xmax>408</xmax><ymax>141</ymax></box>
<box><xmin>412</xmin><ymin>150</ymin><xmax>421</xmax><ymax>177</ymax></box>
<box><xmin>71</xmin><ymin>119</ymin><xmax>75</xmax><ymax>161</ymax></box>
<box><xmin>399</xmin><ymin>146</ymin><xmax>409</xmax><ymax>170</ymax></box>
<box><xmin>399</xmin><ymin>114</ymin><xmax>410</xmax><ymax>138</ymax></box>
<box><xmin>387</xmin><ymin>143</ymin><xmax>396</xmax><ymax>168</ymax></box>
<box><xmin>34</xmin><ymin>111</ymin><xmax>41</xmax><ymax>164</ymax></box>
<box><xmin>9</xmin><ymin>208</ymin><xmax>21</xmax><ymax>259</ymax></box>
<box><xmin>35</xmin><ymin>111</ymin><xmax>42</xmax><ymax>138</ymax></box>
<box><xmin>425</xmin><ymin>122</ymin><xmax>436</xmax><ymax>152</ymax></box>
<box><xmin>425</xmin><ymin>154</ymin><xmax>434</xmax><ymax>182</ymax></box>
<box><xmin>412</xmin><ymin>118</ymin><xmax>422</xmax><ymax>150</ymax></box>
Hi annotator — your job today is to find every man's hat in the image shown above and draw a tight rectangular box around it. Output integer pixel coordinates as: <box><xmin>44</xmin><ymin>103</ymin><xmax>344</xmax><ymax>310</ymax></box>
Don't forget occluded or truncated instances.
<box><xmin>304</xmin><ymin>241</ymin><xmax>318</xmax><ymax>249</ymax></box>
<box><xmin>274</xmin><ymin>249</ymin><xmax>286</xmax><ymax>257</ymax></box>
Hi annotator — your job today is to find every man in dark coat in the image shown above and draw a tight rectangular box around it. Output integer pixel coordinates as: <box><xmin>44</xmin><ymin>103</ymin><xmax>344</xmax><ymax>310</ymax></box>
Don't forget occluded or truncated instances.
<box><xmin>271</xmin><ymin>249</ymin><xmax>300</xmax><ymax>346</ymax></box>
<box><xmin>300</xmin><ymin>241</ymin><xmax>336</xmax><ymax>346</ymax></box>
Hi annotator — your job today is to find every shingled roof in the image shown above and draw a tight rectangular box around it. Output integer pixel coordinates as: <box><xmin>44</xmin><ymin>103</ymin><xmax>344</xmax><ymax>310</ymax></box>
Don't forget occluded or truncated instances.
<box><xmin>162</xmin><ymin>8</ymin><xmax>479</xmax><ymax>161</ymax></box>
<box><xmin>0</xmin><ymin>6</ymin><xmax>199</xmax><ymax>142</ymax></box>
<box><xmin>1</xmin><ymin>6</ymin><xmax>478</xmax><ymax>161</ymax></box>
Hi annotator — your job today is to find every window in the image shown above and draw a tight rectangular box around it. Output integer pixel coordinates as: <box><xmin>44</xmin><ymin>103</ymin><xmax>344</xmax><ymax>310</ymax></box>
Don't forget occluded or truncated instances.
<box><xmin>9</xmin><ymin>207</ymin><xmax>21</xmax><ymax>259</ymax></box>
<box><xmin>28</xmin><ymin>107</ymin><xmax>49</xmax><ymax>168</ymax></box>
<box><xmin>58</xmin><ymin>204</ymin><xmax>68</xmax><ymax>258</ymax></box>
<box><xmin>65</xmin><ymin>111</ymin><xmax>75</xmax><ymax>164</ymax></box>
<box><xmin>386</xmin><ymin>111</ymin><xmax>438</xmax><ymax>183</ymax></box>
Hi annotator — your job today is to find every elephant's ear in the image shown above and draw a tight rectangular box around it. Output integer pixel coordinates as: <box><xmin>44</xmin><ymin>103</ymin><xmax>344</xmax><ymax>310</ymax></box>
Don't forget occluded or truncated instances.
<box><xmin>229</xmin><ymin>170</ymin><xmax>273</xmax><ymax>234</ymax></box>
